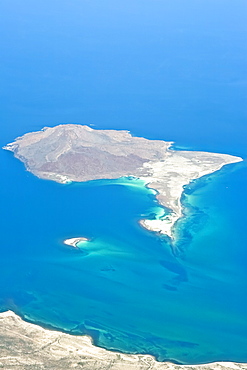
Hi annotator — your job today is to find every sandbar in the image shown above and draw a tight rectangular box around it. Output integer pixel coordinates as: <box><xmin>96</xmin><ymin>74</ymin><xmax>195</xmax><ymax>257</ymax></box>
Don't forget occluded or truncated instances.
<box><xmin>64</xmin><ymin>237</ymin><xmax>89</xmax><ymax>248</ymax></box>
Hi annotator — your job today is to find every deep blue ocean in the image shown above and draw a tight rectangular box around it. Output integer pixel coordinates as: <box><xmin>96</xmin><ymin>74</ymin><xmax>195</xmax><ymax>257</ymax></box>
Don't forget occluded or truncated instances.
<box><xmin>0</xmin><ymin>0</ymin><xmax>247</xmax><ymax>365</ymax></box>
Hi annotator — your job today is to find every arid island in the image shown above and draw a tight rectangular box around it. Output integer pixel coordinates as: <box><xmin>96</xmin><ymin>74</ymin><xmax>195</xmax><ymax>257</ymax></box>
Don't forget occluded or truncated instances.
<box><xmin>3</xmin><ymin>124</ymin><xmax>242</xmax><ymax>238</ymax></box>
<box><xmin>2</xmin><ymin>124</ymin><xmax>245</xmax><ymax>369</ymax></box>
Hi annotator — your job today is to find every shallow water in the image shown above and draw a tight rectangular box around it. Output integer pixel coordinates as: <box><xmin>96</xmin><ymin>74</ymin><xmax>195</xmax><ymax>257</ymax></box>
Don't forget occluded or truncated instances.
<box><xmin>0</xmin><ymin>0</ymin><xmax>247</xmax><ymax>365</ymax></box>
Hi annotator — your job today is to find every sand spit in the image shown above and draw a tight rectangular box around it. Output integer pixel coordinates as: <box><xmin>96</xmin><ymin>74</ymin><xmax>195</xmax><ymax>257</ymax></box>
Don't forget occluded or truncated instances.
<box><xmin>3</xmin><ymin>124</ymin><xmax>243</xmax><ymax>238</ymax></box>
<box><xmin>0</xmin><ymin>311</ymin><xmax>246</xmax><ymax>370</ymax></box>
<box><xmin>139</xmin><ymin>151</ymin><xmax>242</xmax><ymax>238</ymax></box>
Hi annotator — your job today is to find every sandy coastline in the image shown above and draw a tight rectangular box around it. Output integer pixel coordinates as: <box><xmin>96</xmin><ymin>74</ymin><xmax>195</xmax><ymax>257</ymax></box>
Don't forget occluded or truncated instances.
<box><xmin>0</xmin><ymin>310</ymin><xmax>246</xmax><ymax>370</ymax></box>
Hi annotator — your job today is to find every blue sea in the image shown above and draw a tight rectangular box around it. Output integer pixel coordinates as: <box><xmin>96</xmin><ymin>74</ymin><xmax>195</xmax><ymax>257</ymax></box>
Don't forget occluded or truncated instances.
<box><xmin>0</xmin><ymin>0</ymin><xmax>247</xmax><ymax>365</ymax></box>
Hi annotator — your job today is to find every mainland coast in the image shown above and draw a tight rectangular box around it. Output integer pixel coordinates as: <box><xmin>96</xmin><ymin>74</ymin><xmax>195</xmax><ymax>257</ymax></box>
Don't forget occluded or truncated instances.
<box><xmin>3</xmin><ymin>124</ymin><xmax>242</xmax><ymax>238</ymax></box>
<box><xmin>1</xmin><ymin>310</ymin><xmax>247</xmax><ymax>370</ymax></box>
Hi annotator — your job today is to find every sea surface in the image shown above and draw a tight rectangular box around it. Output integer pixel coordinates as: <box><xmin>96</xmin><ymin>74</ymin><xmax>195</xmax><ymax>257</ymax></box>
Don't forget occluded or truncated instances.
<box><xmin>0</xmin><ymin>0</ymin><xmax>247</xmax><ymax>365</ymax></box>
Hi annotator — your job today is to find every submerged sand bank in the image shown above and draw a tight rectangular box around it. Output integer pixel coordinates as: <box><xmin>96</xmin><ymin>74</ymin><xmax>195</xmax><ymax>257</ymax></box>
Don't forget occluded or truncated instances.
<box><xmin>0</xmin><ymin>311</ymin><xmax>246</xmax><ymax>370</ymax></box>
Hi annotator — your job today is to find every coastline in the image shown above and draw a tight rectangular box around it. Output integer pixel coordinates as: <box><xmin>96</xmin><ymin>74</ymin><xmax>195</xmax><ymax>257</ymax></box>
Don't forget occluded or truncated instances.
<box><xmin>1</xmin><ymin>310</ymin><xmax>246</xmax><ymax>370</ymax></box>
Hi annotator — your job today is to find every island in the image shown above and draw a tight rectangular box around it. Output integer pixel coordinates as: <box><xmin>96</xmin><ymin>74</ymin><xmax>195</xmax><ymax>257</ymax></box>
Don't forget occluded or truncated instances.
<box><xmin>2</xmin><ymin>124</ymin><xmax>245</xmax><ymax>369</ymax></box>
<box><xmin>3</xmin><ymin>124</ymin><xmax>242</xmax><ymax>238</ymax></box>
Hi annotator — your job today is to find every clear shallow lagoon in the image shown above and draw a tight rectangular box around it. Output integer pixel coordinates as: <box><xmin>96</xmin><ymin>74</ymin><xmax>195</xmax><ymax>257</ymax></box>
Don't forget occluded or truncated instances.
<box><xmin>0</xmin><ymin>0</ymin><xmax>247</xmax><ymax>365</ymax></box>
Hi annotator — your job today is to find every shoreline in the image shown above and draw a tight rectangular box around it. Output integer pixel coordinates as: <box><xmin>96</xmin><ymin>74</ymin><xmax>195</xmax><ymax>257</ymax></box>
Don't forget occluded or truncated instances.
<box><xmin>1</xmin><ymin>310</ymin><xmax>247</xmax><ymax>370</ymax></box>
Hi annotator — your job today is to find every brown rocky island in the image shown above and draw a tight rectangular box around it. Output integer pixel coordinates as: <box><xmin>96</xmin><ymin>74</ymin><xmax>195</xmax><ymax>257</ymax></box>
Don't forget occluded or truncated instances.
<box><xmin>3</xmin><ymin>124</ymin><xmax>242</xmax><ymax>237</ymax></box>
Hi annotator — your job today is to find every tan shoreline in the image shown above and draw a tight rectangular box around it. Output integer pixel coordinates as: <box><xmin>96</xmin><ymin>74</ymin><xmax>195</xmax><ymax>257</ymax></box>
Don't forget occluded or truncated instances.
<box><xmin>0</xmin><ymin>311</ymin><xmax>246</xmax><ymax>370</ymax></box>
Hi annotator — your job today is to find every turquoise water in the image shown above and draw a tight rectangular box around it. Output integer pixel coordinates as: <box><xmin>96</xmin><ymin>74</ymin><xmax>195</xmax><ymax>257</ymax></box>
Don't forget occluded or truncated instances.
<box><xmin>1</xmin><ymin>158</ymin><xmax>247</xmax><ymax>364</ymax></box>
<box><xmin>0</xmin><ymin>0</ymin><xmax>247</xmax><ymax>365</ymax></box>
